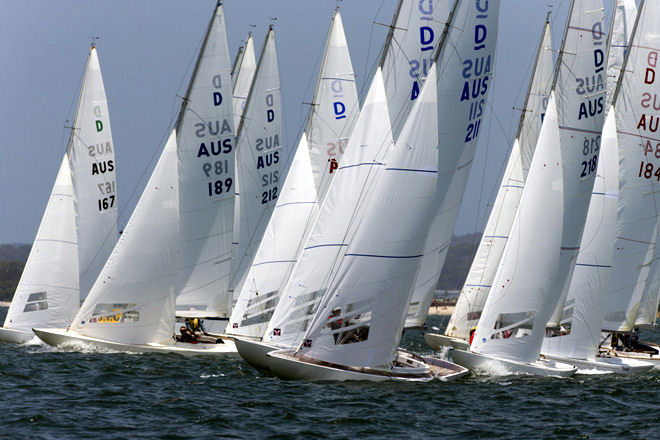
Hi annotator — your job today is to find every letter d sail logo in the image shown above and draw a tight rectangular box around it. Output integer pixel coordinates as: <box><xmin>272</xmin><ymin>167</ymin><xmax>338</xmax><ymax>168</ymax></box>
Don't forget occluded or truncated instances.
<box><xmin>95</xmin><ymin>120</ymin><xmax>104</xmax><ymax>132</ymax></box>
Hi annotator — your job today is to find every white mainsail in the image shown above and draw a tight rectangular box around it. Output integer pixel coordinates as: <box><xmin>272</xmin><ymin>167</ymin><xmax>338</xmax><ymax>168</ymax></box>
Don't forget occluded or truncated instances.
<box><xmin>230</xmin><ymin>28</ymin><xmax>284</xmax><ymax>300</ymax></box>
<box><xmin>174</xmin><ymin>3</ymin><xmax>236</xmax><ymax>319</ymax></box>
<box><xmin>4</xmin><ymin>46</ymin><xmax>118</xmax><ymax>334</ymax></box>
<box><xmin>70</xmin><ymin>132</ymin><xmax>179</xmax><ymax>344</ymax></box>
<box><xmin>380</xmin><ymin>0</ymin><xmax>450</xmax><ymax>141</ymax></box>
<box><xmin>472</xmin><ymin>0</ymin><xmax>607</xmax><ymax>364</ymax></box>
<box><xmin>227</xmin><ymin>11</ymin><xmax>359</xmax><ymax>339</ymax></box>
<box><xmin>263</xmin><ymin>68</ymin><xmax>393</xmax><ymax>349</ymax></box>
<box><xmin>3</xmin><ymin>156</ymin><xmax>79</xmax><ymax>332</ymax></box>
<box><xmin>231</xmin><ymin>33</ymin><xmax>256</xmax><ymax>128</ymax></box>
<box><xmin>428</xmin><ymin>17</ymin><xmax>555</xmax><ymax>333</ymax></box>
<box><xmin>67</xmin><ymin>46</ymin><xmax>119</xmax><ymax>301</ymax></box>
<box><xmin>602</xmin><ymin>0</ymin><xmax>660</xmax><ymax>332</ymax></box>
<box><xmin>307</xmin><ymin>11</ymin><xmax>360</xmax><ymax>200</ymax></box>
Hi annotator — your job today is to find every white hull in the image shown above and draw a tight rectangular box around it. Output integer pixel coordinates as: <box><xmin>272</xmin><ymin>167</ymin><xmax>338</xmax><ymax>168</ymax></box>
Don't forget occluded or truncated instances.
<box><xmin>266</xmin><ymin>348</ymin><xmax>468</xmax><ymax>382</ymax></box>
<box><xmin>0</xmin><ymin>327</ymin><xmax>36</xmax><ymax>344</ymax></box>
<box><xmin>33</xmin><ymin>327</ymin><xmax>238</xmax><ymax>356</ymax></box>
<box><xmin>450</xmin><ymin>348</ymin><xmax>577</xmax><ymax>377</ymax></box>
<box><xmin>233</xmin><ymin>336</ymin><xmax>280</xmax><ymax>375</ymax></box>
<box><xmin>598</xmin><ymin>343</ymin><xmax>660</xmax><ymax>370</ymax></box>
<box><xmin>543</xmin><ymin>352</ymin><xmax>654</xmax><ymax>374</ymax></box>
<box><xmin>424</xmin><ymin>332</ymin><xmax>469</xmax><ymax>350</ymax></box>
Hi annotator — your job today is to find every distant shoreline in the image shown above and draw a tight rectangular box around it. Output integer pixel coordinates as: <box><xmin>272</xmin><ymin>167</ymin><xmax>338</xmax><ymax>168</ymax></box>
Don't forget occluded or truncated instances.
<box><xmin>0</xmin><ymin>301</ymin><xmax>9</xmax><ymax>307</ymax></box>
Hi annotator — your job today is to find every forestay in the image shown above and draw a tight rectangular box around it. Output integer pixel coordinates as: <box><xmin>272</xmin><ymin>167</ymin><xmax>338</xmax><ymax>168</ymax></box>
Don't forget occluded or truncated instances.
<box><xmin>230</xmin><ymin>28</ymin><xmax>283</xmax><ymax>299</ymax></box>
<box><xmin>602</xmin><ymin>0</ymin><xmax>660</xmax><ymax>332</ymax></box>
<box><xmin>175</xmin><ymin>4</ymin><xmax>236</xmax><ymax>319</ymax></box>
<box><xmin>438</xmin><ymin>17</ymin><xmax>554</xmax><ymax>334</ymax></box>
<box><xmin>227</xmin><ymin>11</ymin><xmax>359</xmax><ymax>339</ymax></box>
<box><xmin>380</xmin><ymin>0</ymin><xmax>450</xmax><ymax>141</ymax></box>
<box><xmin>67</xmin><ymin>46</ymin><xmax>118</xmax><ymax>301</ymax></box>
<box><xmin>4</xmin><ymin>156</ymin><xmax>79</xmax><ymax>331</ymax></box>
<box><xmin>263</xmin><ymin>69</ymin><xmax>393</xmax><ymax>349</ymax></box>
<box><xmin>70</xmin><ymin>132</ymin><xmax>179</xmax><ymax>345</ymax></box>
<box><xmin>472</xmin><ymin>0</ymin><xmax>607</xmax><ymax>364</ymax></box>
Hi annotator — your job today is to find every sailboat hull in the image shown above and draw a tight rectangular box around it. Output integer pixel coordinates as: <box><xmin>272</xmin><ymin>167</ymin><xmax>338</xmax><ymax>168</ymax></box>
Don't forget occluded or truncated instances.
<box><xmin>450</xmin><ymin>348</ymin><xmax>577</xmax><ymax>377</ymax></box>
<box><xmin>598</xmin><ymin>343</ymin><xmax>660</xmax><ymax>370</ymax></box>
<box><xmin>233</xmin><ymin>337</ymin><xmax>280</xmax><ymax>375</ymax></box>
<box><xmin>423</xmin><ymin>332</ymin><xmax>469</xmax><ymax>350</ymax></box>
<box><xmin>266</xmin><ymin>348</ymin><xmax>468</xmax><ymax>382</ymax></box>
<box><xmin>542</xmin><ymin>353</ymin><xmax>654</xmax><ymax>374</ymax></box>
<box><xmin>0</xmin><ymin>327</ymin><xmax>36</xmax><ymax>344</ymax></box>
<box><xmin>33</xmin><ymin>327</ymin><xmax>238</xmax><ymax>356</ymax></box>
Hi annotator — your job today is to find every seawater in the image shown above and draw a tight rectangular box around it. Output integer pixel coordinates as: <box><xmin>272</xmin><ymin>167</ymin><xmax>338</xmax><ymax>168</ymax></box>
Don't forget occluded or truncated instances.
<box><xmin>1</xmin><ymin>307</ymin><xmax>659</xmax><ymax>439</ymax></box>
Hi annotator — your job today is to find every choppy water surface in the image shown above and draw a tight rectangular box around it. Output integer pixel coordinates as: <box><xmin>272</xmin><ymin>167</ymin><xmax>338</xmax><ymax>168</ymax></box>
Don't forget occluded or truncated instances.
<box><xmin>1</xmin><ymin>308</ymin><xmax>659</xmax><ymax>439</ymax></box>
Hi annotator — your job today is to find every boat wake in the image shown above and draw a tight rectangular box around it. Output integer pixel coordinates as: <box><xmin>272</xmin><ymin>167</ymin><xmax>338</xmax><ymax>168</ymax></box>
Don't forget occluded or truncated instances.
<box><xmin>49</xmin><ymin>341</ymin><xmax>135</xmax><ymax>355</ymax></box>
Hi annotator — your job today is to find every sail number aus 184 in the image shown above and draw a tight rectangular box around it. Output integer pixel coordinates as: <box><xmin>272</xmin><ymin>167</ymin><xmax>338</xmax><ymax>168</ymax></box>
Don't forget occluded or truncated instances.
<box><xmin>638</xmin><ymin>161</ymin><xmax>660</xmax><ymax>181</ymax></box>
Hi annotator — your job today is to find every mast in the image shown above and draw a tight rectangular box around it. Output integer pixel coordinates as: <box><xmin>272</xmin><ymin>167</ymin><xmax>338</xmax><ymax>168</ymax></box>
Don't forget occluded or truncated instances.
<box><xmin>610</xmin><ymin>0</ymin><xmax>645</xmax><ymax>107</ymax></box>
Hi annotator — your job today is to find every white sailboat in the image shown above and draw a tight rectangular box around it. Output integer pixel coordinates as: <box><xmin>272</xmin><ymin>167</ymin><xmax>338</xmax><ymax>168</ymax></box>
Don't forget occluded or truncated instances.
<box><xmin>233</xmin><ymin>0</ymin><xmax>453</xmax><ymax>373</ymax></box>
<box><xmin>226</xmin><ymin>10</ymin><xmax>359</xmax><ymax>343</ymax></box>
<box><xmin>595</xmin><ymin>0</ymin><xmax>660</xmax><ymax>364</ymax></box>
<box><xmin>254</xmin><ymin>0</ymin><xmax>498</xmax><ymax>382</ymax></box>
<box><xmin>416</xmin><ymin>12</ymin><xmax>555</xmax><ymax>335</ymax></box>
<box><xmin>451</xmin><ymin>0</ymin><xmax>607</xmax><ymax>377</ymax></box>
<box><xmin>538</xmin><ymin>0</ymin><xmax>653</xmax><ymax>374</ymax></box>
<box><xmin>35</xmin><ymin>3</ymin><xmax>238</xmax><ymax>354</ymax></box>
<box><xmin>1</xmin><ymin>45</ymin><xmax>118</xmax><ymax>344</ymax></box>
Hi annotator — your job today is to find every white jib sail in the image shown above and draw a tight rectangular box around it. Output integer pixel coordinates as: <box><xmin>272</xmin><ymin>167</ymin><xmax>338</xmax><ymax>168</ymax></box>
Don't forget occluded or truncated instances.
<box><xmin>605</xmin><ymin>0</ymin><xmax>638</xmax><ymax>110</ymax></box>
<box><xmin>263</xmin><ymin>68</ymin><xmax>393</xmax><ymax>349</ymax></box>
<box><xmin>436</xmin><ymin>18</ymin><xmax>554</xmax><ymax>334</ymax></box>
<box><xmin>380</xmin><ymin>0</ymin><xmax>450</xmax><ymax>141</ymax></box>
<box><xmin>307</xmin><ymin>11</ymin><xmax>360</xmax><ymax>201</ymax></box>
<box><xmin>541</xmin><ymin>109</ymin><xmax>618</xmax><ymax>360</ymax></box>
<box><xmin>472</xmin><ymin>0</ymin><xmax>608</xmax><ymax>364</ymax></box>
<box><xmin>230</xmin><ymin>28</ymin><xmax>284</xmax><ymax>299</ymax></box>
<box><xmin>70</xmin><ymin>132</ymin><xmax>179</xmax><ymax>345</ymax></box>
<box><xmin>68</xmin><ymin>46</ymin><xmax>118</xmax><ymax>301</ymax></box>
<box><xmin>231</xmin><ymin>33</ymin><xmax>256</xmax><ymax>128</ymax></box>
<box><xmin>602</xmin><ymin>0</ymin><xmax>660</xmax><ymax>331</ymax></box>
<box><xmin>174</xmin><ymin>3</ymin><xmax>236</xmax><ymax>319</ymax></box>
<box><xmin>227</xmin><ymin>133</ymin><xmax>318</xmax><ymax>338</ymax></box>
<box><xmin>227</xmin><ymin>11</ymin><xmax>359</xmax><ymax>339</ymax></box>
<box><xmin>471</xmin><ymin>93</ymin><xmax>563</xmax><ymax>363</ymax></box>
<box><xmin>4</xmin><ymin>155</ymin><xmax>79</xmax><ymax>331</ymax></box>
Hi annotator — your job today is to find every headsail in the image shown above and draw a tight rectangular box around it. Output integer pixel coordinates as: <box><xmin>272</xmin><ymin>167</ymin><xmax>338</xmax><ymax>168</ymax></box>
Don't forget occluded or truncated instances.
<box><xmin>232</xmin><ymin>33</ymin><xmax>256</xmax><ymax>127</ymax></box>
<box><xmin>70</xmin><ymin>132</ymin><xmax>179</xmax><ymax>344</ymax></box>
<box><xmin>4</xmin><ymin>156</ymin><xmax>78</xmax><ymax>331</ymax></box>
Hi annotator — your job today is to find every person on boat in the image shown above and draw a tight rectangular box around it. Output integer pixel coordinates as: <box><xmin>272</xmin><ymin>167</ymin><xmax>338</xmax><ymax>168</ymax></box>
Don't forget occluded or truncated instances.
<box><xmin>178</xmin><ymin>326</ymin><xmax>198</xmax><ymax>344</ymax></box>
<box><xmin>327</xmin><ymin>307</ymin><xmax>344</xmax><ymax>343</ymax></box>
<box><xmin>611</xmin><ymin>332</ymin><xmax>619</xmax><ymax>349</ymax></box>
<box><xmin>186</xmin><ymin>318</ymin><xmax>208</xmax><ymax>335</ymax></box>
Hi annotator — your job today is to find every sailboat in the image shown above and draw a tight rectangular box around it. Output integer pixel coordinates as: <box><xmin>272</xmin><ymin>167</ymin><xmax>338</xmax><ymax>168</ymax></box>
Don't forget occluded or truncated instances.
<box><xmin>0</xmin><ymin>45</ymin><xmax>118</xmax><ymax>344</ymax></box>
<box><xmin>450</xmin><ymin>0</ymin><xmax>607</xmax><ymax>377</ymax></box>
<box><xmin>424</xmin><ymin>15</ymin><xmax>554</xmax><ymax>348</ymax></box>
<box><xmin>34</xmin><ymin>2</ymin><xmax>240</xmax><ymax>354</ymax></box>
<box><xmin>232</xmin><ymin>0</ymin><xmax>453</xmax><ymax>373</ymax></box>
<box><xmin>538</xmin><ymin>0</ymin><xmax>653</xmax><ymax>374</ymax></box>
<box><xmin>226</xmin><ymin>9</ymin><xmax>359</xmax><ymax>348</ymax></box>
<box><xmin>593</xmin><ymin>0</ymin><xmax>660</xmax><ymax>366</ymax></box>
<box><xmin>248</xmin><ymin>0</ymin><xmax>499</xmax><ymax>382</ymax></box>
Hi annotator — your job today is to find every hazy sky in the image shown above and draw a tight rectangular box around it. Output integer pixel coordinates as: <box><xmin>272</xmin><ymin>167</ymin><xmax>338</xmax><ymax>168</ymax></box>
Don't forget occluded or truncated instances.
<box><xmin>1</xmin><ymin>0</ymin><xmax>613</xmax><ymax>244</ymax></box>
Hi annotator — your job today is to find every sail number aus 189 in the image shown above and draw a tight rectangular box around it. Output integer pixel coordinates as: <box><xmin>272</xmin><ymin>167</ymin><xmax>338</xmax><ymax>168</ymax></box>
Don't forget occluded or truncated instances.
<box><xmin>208</xmin><ymin>178</ymin><xmax>232</xmax><ymax>196</ymax></box>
